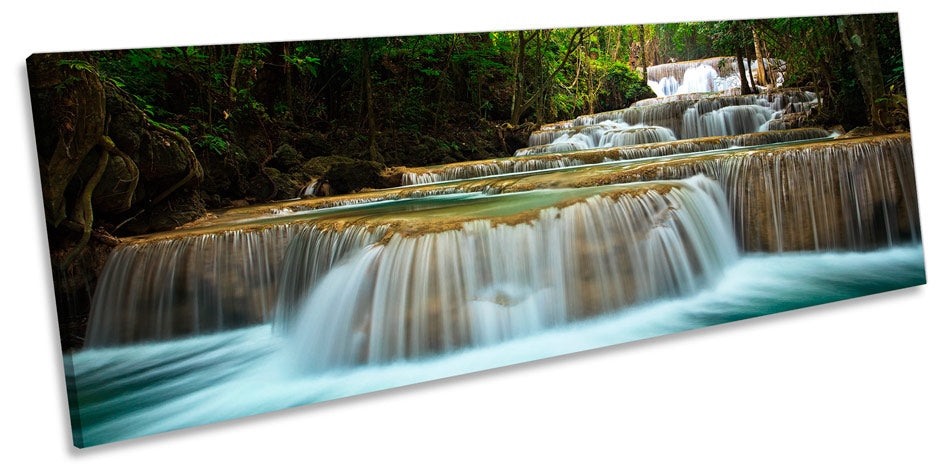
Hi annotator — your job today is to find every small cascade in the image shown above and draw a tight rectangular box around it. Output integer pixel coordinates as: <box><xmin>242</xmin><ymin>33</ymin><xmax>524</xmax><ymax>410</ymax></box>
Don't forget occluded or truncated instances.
<box><xmin>680</xmin><ymin>104</ymin><xmax>775</xmax><ymax>138</ymax></box>
<box><xmin>523</xmin><ymin>90</ymin><xmax>817</xmax><ymax>152</ymax></box>
<box><xmin>516</xmin><ymin>122</ymin><xmax>676</xmax><ymax>157</ymax></box>
<box><xmin>271</xmin><ymin>225</ymin><xmax>389</xmax><ymax>328</ymax></box>
<box><xmin>281</xmin><ymin>176</ymin><xmax>737</xmax><ymax>370</ymax></box>
<box><xmin>401</xmin><ymin>128</ymin><xmax>831</xmax><ymax>185</ymax></box>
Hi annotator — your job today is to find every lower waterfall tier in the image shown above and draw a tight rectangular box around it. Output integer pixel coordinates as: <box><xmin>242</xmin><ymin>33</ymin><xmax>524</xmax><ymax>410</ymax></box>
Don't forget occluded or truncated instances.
<box><xmin>87</xmin><ymin>179</ymin><xmax>732</xmax><ymax>347</ymax></box>
<box><xmin>279</xmin><ymin>177</ymin><xmax>735</xmax><ymax>369</ymax></box>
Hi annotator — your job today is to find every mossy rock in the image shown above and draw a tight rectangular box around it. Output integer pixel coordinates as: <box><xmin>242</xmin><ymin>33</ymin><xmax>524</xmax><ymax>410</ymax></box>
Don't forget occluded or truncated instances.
<box><xmin>103</xmin><ymin>84</ymin><xmax>200</xmax><ymax>201</ymax></box>
<box><xmin>294</xmin><ymin>132</ymin><xmax>332</xmax><ymax>157</ymax></box>
<box><xmin>91</xmin><ymin>151</ymin><xmax>138</xmax><ymax>214</ymax></box>
<box><xmin>262</xmin><ymin>167</ymin><xmax>305</xmax><ymax>200</ymax></box>
<box><xmin>272</xmin><ymin>143</ymin><xmax>303</xmax><ymax>172</ymax></box>
<box><xmin>301</xmin><ymin>155</ymin><xmax>355</xmax><ymax>178</ymax></box>
<box><xmin>326</xmin><ymin>159</ymin><xmax>385</xmax><ymax>194</ymax></box>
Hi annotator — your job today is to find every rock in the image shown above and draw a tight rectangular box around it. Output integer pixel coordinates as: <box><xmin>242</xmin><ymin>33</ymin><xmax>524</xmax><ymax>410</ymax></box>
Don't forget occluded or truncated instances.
<box><xmin>326</xmin><ymin>159</ymin><xmax>385</xmax><ymax>193</ymax></box>
<box><xmin>301</xmin><ymin>155</ymin><xmax>354</xmax><ymax>178</ymax></box>
<box><xmin>272</xmin><ymin>143</ymin><xmax>303</xmax><ymax>172</ymax></box>
<box><xmin>119</xmin><ymin>191</ymin><xmax>207</xmax><ymax>235</ymax></box>
<box><xmin>842</xmin><ymin>126</ymin><xmax>874</xmax><ymax>138</ymax></box>
<box><xmin>104</xmin><ymin>84</ymin><xmax>200</xmax><ymax>200</ymax></box>
<box><xmin>294</xmin><ymin>132</ymin><xmax>332</xmax><ymax>157</ymax></box>
<box><xmin>90</xmin><ymin>150</ymin><xmax>138</xmax><ymax>214</ymax></box>
<box><xmin>27</xmin><ymin>53</ymin><xmax>107</xmax><ymax>227</ymax></box>
<box><xmin>263</xmin><ymin>167</ymin><xmax>305</xmax><ymax>200</ymax></box>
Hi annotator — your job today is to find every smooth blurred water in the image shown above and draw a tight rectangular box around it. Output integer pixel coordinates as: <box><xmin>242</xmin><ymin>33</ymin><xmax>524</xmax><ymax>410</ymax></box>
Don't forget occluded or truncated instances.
<box><xmin>67</xmin><ymin>245</ymin><xmax>925</xmax><ymax>447</ymax></box>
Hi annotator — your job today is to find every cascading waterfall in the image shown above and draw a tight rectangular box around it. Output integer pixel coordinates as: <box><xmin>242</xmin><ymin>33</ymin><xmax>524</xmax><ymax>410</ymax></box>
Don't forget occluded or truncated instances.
<box><xmin>86</xmin><ymin>226</ymin><xmax>299</xmax><ymax>347</ymax></box>
<box><xmin>515</xmin><ymin>123</ymin><xmax>677</xmax><ymax>157</ymax></box>
<box><xmin>524</xmin><ymin>90</ymin><xmax>816</xmax><ymax>151</ymax></box>
<box><xmin>68</xmin><ymin>55</ymin><xmax>922</xmax><ymax>448</ymax></box>
<box><xmin>280</xmin><ymin>176</ymin><xmax>737</xmax><ymax>371</ymax></box>
<box><xmin>647</xmin><ymin>56</ymin><xmax>784</xmax><ymax>97</ymax></box>
<box><xmin>401</xmin><ymin>128</ymin><xmax>831</xmax><ymax>185</ymax></box>
<box><xmin>633</xmin><ymin>138</ymin><xmax>920</xmax><ymax>252</ymax></box>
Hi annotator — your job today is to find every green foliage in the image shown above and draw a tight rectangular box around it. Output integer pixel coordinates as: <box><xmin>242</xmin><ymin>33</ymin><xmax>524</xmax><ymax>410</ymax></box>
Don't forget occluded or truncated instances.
<box><xmin>195</xmin><ymin>134</ymin><xmax>229</xmax><ymax>155</ymax></box>
<box><xmin>74</xmin><ymin>12</ymin><xmax>905</xmax><ymax>169</ymax></box>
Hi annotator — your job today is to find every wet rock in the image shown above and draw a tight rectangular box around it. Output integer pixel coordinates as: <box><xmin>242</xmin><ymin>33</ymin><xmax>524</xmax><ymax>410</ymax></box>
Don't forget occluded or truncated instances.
<box><xmin>841</xmin><ymin>126</ymin><xmax>874</xmax><ymax>138</ymax></box>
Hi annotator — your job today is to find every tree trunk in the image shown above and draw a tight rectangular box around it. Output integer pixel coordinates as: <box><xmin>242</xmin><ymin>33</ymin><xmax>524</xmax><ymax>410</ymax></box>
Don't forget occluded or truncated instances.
<box><xmin>837</xmin><ymin>14</ymin><xmax>892</xmax><ymax>132</ymax></box>
<box><xmin>744</xmin><ymin>44</ymin><xmax>758</xmax><ymax>91</ymax></box>
<box><xmin>536</xmin><ymin>31</ymin><xmax>545</xmax><ymax>123</ymax></box>
<box><xmin>638</xmin><ymin>25</ymin><xmax>648</xmax><ymax>80</ymax></box>
<box><xmin>511</xmin><ymin>29</ymin><xmax>586</xmax><ymax>125</ymax></box>
<box><xmin>510</xmin><ymin>31</ymin><xmax>528</xmax><ymax>125</ymax></box>
<box><xmin>228</xmin><ymin>44</ymin><xmax>246</xmax><ymax>103</ymax></box>
<box><xmin>735</xmin><ymin>52</ymin><xmax>754</xmax><ymax>95</ymax></box>
<box><xmin>360</xmin><ymin>39</ymin><xmax>383</xmax><ymax>163</ymax></box>
<box><xmin>752</xmin><ymin>28</ymin><xmax>769</xmax><ymax>87</ymax></box>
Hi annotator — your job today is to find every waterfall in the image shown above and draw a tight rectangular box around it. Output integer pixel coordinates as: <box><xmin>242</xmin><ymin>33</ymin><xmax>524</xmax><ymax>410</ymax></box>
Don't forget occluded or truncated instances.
<box><xmin>85</xmin><ymin>226</ymin><xmax>300</xmax><ymax>347</ymax></box>
<box><xmin>633</xmin><ymin>137</ymin><xmax>920</xmax><ymax>252</ymax></box>
<box><xmin>515</xmin><ymin>123</ymin><xmax>677</xmax><ymax>157</ymax></box>
<box><xmin>520</xmin><ymin>90</ymin><xmax>816</xmax><ymax>155</ymax></box>
<box><xmin>401</xmin><ymin>128</ymin><xmax>831</xmax><ymax>185</ymax></box>
<box><xmin>647</xmin><ymin>57</ymin><xmax>785</xmax><ymax>97</ymax></box>
<box><xmin>281</xmin><ymin>176</ymin><xmax>737</xmax><ymax>371</ymax></box>
<box><xmin>67</xmin><ymin>49</ymin><xmax>923</xmax><ymax>448</ymax></box>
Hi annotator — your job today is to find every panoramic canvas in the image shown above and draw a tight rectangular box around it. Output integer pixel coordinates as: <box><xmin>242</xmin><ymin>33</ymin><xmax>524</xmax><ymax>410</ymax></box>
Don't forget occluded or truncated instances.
<box><xmin>28</xmin><ymin>13</ymin><xmax>924</xmax><ymax>447</ymax></box>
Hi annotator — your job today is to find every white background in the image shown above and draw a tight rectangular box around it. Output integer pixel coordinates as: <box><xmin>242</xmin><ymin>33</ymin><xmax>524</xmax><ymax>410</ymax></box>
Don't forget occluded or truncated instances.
<box><xmin>1</xmin><ymin>1</ymin><xmax>947</xmax><ymax>468</ymax></box>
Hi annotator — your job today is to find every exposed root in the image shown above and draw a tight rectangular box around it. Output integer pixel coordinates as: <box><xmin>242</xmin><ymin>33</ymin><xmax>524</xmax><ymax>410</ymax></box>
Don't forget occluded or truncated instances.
<box><xmin>60</xmin><ymin>142</ymin><xmax>110</xmax><ymax>269</ymax></box>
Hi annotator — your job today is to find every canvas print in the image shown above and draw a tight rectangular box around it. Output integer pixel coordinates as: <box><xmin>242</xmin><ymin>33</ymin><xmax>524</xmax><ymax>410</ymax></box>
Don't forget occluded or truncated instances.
<box><xmin>28</xmin><ymin>13</ymin><xmax>924</xmax><ymax>447</ymax></box>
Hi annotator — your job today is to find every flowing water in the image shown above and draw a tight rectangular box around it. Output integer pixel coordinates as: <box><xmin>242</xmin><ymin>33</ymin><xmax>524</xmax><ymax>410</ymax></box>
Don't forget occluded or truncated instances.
<box><xmin>64</xmin><ymin>59</ymin><xmax>925</xmax><ymax>447</ymax></box>
<box><xmin>68</xmin><ymin>245</ymin><xmax>925</xmax><ymax>447</ymax></box>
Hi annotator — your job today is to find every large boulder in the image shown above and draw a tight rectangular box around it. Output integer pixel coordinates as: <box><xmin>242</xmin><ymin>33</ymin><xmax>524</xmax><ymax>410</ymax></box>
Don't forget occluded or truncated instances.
<box><xmin>272</xmin><ymin>143</ymin><xmax>303</xmax><ymax>172</ymax></box>
<box><xmin>326</xmin><ymin>159</ymin><xmax>385</xmax><ymax>193</ymax></box>
<box><xmin>103</xmin><ymin>84</ymin><xmax>202</xmax><ymax>208</ymax></box>
<box><xmin>294</xmin><ymin>132</ymin><xmax>332</xmax><ymax>157</ymax></box>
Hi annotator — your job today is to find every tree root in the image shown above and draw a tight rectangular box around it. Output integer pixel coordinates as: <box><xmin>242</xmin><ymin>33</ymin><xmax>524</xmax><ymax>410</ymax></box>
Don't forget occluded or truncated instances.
<box><xmin>59</xmin><ymin>142</ymin><xmax>110</xmax><ymax>269</ymax></box>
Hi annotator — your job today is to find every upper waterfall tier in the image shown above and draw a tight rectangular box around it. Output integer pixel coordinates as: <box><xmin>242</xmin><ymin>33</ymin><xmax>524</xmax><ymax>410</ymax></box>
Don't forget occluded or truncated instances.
<box><xmin>517</xmin><ymin>124</ymin><xmax>677</xmax><ymax>156</ymax></box>
<box><xmin>517</xmin><ymin>89</ymin><xmax>817</xmax><ymax>157</ymax></box>
<box><xmin>647</xmin><ymin>56</ymin><xmax>784</xmax><ymax>97</ymax></box>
